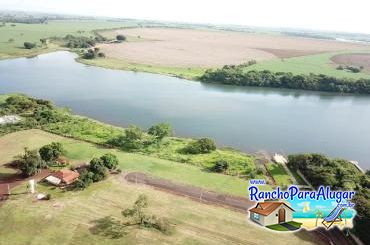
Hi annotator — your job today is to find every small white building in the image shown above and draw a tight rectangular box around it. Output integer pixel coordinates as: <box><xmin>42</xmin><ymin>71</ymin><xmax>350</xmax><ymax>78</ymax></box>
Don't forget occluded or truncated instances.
<box><xmin>0</xmin><ymin>115</ymin><xmax>21</xmax><ymax>125</ymax></box>
<box><xmin>249</xmin><ymin>201</ymin><xmax>294</xmax><ymax>226</ymax></box>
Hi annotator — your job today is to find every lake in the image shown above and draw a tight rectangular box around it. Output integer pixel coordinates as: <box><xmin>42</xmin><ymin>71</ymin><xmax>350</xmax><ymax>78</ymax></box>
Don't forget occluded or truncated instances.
<box><xmin>1</xmin><ymin>51</ymin><xmax>369</xmax><ymax>169</ymax></box>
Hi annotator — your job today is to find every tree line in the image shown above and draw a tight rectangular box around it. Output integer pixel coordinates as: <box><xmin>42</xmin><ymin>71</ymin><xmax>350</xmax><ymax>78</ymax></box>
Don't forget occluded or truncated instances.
<box><xmin>200</xmin><ymin>66</ymin><xmax>370</xmax><ymax>94</ymax></box>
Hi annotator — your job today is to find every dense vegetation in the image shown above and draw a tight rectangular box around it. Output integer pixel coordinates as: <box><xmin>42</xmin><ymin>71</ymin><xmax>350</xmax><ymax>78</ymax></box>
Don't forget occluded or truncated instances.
<box><xmin>288</xmin><ymin>153</ymin><xmax>370</xmax><ymax>244</ymax></box>
<box><xmin>200</xmin><ymin>65</ymin><xmax>370</xmax><ymax>94</ymax></box>
<box><xmin>75</xmin><ymin>153</ymin><xmax>119</xmax><ymax>189</ymax></box>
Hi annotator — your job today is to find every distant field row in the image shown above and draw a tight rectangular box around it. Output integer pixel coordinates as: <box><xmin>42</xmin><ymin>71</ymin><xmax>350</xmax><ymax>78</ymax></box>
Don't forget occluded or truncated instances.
<box><xmin>1</xmin><ymin>21</ymin><xmax>370</xmax><ymax>79</ymax></box>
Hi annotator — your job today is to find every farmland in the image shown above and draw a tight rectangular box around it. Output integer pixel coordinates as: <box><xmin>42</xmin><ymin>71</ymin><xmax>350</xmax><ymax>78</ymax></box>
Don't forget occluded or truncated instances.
<box><xmin>1</xmin><ymin>20</ymin><xmax>370</xmax><ymax>79</ymax></box>
<box><xmin>0</xmin><ymin>130</ymin><xmax>323</xmax><ymax>245</ymax></box>
<box><xmin>0</xmin><ymin>20</ymin><xmax>130</xmax><ymax>59</ymax></box>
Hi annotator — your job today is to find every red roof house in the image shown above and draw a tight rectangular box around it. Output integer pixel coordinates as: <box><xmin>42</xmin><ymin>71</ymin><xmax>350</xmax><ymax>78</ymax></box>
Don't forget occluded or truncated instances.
<box><xmin>45</xmin><ymin>170</ymin><xmax>80</xmax><ymax>186</ymax></box>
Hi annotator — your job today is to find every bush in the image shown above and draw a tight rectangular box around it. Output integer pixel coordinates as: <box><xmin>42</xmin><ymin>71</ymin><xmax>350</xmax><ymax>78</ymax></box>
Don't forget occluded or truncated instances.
<box><xmin>24</xmin><ymin>42</ymin><xmax>36</xmax><ymax>49</ymax></box>
<box><xmin>184</xmin><ymin>138</ymin><xmax>216</xmax><ymax>154</ymax></box>
<box><xmin>211</xmin><ymin>160</ymin><xmax>229</xmax><ymax>173</ymax></box>
<box><xmin>116</xmin><ymin>35</ymin><xmax>126</xmax><ymax>41</ymax></box>
<box><xmin>97</xmin><ymin>52</ymin><xmax>106</xmax><ymax>58</ymax></box>
<box><xmin>100</xmin><ymin>153</ymin><xmax>119</xmax><ymax>170</ymax></box>
<box><xmin>45</xmin><ymin>193</ymin><xmax>51</xmax><ymax>200</ymax></box>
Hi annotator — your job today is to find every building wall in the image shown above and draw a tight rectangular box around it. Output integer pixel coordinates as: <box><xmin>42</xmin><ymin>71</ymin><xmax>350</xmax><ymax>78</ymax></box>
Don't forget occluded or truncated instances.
<box><xmin>250</xmin><ymin>211</ymin><xmax>265</xmax><ymax>226</ymax></box>
<box><xmin>264</xmin><ymin>204</ymin><xmax>293</xmax><ymax>226</ymax></box>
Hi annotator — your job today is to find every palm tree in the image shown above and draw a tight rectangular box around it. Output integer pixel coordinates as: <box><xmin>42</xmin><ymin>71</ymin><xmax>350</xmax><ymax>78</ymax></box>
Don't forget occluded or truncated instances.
<box><xmin>315</xmin><ymin>209</ymin><xmax>324</xmax><ymax>227</ymax></box>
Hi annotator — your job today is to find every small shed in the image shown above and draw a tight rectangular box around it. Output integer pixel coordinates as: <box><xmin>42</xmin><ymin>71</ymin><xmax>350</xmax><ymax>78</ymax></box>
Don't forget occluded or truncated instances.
<box><xmin>45</xmin><ymin>170</ymin><xmax>80</xmax><ymax>186</ymax></box>
<box><xmin>249</xmin><ymin>201</ymin><xmax>294</xmax><ymax>226</ymax></box>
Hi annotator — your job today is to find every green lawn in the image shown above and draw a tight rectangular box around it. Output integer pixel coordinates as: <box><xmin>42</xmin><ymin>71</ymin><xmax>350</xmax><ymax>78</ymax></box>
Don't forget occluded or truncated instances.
<box><xmin>266</xmin><ymin>221</ymin><xmax>302</xmax><ymax>232</ymax></box>
<box><xmin>266</xmin><ymin>163</ymin><xmax>293</xmax><ymax>187</ymax></box>
<box><xmin>243</xmin><ymin>52</ymin><xmax>370</xmax><ymax>79</ymax></box>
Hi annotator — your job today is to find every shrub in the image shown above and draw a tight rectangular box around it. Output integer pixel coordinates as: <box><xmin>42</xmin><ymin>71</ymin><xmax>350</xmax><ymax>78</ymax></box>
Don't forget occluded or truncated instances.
<box><xmin>83</xmin><ymin>49</ymin><xmax>96</xmax><ymax>59</ymax></box>
<box><xmin>211</xmin><ymin>160</ymin><xmax>229</xmax><ymax>173</ymax></box>
<box><xmin>24</xmin><ymin>42</ymin><xmax>36</xmax><ymax>49</ymax></box>
<box><xmin>100</xmin><ymin>153</ymin><xmax>119</xmax><ymax>170</ymax></box>
<box><xmin>45</xmin><ymin>193</ymin><xmax>51</xmax><ymax>200</ymax></box>
<box><xmin>97</xmin><ymin>52</ymin><xmax>105</xmax><ymax>58</ymax></box>
<box><xmin>116</xmin><ymin>35</ymin><xmax>126</xmax><ymax>41</ymax></box>
<box><xmin>184</xmin><ymin>138</ymin><xmax>216</xmax><ymax>154</ymax></box>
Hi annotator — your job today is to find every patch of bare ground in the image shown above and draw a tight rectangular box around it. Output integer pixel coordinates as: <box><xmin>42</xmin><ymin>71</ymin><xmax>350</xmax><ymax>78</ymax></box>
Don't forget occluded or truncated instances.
<box><xmin>99</xmin><ymin>28</ymin><xmax>370</xmax><ymax>67</ymax></box>
<box><xmin>331</xmin><ymin>53</ymin><xmax>370</xmax><ymax>70</ymax></box>
<box><xmin>124</xmin><ymin>172</ymin><xmax>254</xmax><ymax>212</ymax></box>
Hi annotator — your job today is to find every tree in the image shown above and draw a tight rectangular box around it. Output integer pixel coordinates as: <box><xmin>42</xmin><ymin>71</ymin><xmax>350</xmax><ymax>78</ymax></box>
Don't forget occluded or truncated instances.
<box><xmin>116</xmin><ymin>35</ymin><xmax>126</xmax><ymax>41</ymax></box>
<box><xmin>74</xmin><ymin>170</ymin><xmax>94</xmax><ymax>189</ymax></box>
<box><xmin>211</xmin><ymin>160</ymin><xmax>229</xmax><ymax>173</ymax></box>
<box><xmin>83</xmin><ymin>49</ymin><xmax>96</xmax><ymax>59</ymax></box>
<box><xmin>148</xmin><ymin>123</ymin><xmax>172</xmax><ymax>140</ymax></box>
<box><xmin>40</xmin><ymin>38</ymin><xmax>47</xmax><ymax>45</ymax></box>
<box><xmin>16</xmin><ymin>148</ymin><xmax>45</xmax><ymax>177</ymax></box>
<box><xmin>24</xmin><ymin>42</ymin><xmax>36</xmax><ymax>49</ymax></box>
<box><xmin>100</xmin><ymin>153</ymin><xmax>119</xmax><ymax>170</ymax></box>
<box><xmin>39</xmin><ymin>142</ymin><xmax>64</xmax><ymax>162</ymax></box>
<box><xmin>184</xmin><ymin>138</ymin><xmax>216</xmax><ymax>154</ymax></box>
<box><xmin>89</xmin><ymin>158</ymin><xmax>108</xmax><ymax>182</ymax></box>
<box><xmin>121</xmin><ymin>125</ymin><xmax>146</xmax><ymax>149</ymax></box>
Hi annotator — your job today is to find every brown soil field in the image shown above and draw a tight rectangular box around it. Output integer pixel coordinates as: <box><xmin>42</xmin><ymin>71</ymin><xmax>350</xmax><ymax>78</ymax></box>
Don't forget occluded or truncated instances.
<box><xmin>99</xmin><ymin>28</ymin><xmax>370</xmax><ymax>67</ymax></box>
<box><xmin>331</xmin><ymin>53</ymin><xmax>370</xmax><ymax>70</ymax></box>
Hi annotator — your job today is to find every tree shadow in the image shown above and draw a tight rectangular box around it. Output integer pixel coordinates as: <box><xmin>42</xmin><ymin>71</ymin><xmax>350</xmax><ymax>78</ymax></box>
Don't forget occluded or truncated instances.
<box><xmin>90</xmin><ymin>216</ymin><xmax>127</xmax><ymax>239</ymax></box>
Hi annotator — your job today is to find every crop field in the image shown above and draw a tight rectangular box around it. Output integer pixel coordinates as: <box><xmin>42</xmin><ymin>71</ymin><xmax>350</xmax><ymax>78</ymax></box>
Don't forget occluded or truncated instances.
<box><xmin>98</xmin><ymin>27</ymin><xmax>370</xmax><ymax>68</ymax></box>
<box><xmin>331</xmin><ymin>53</ymin><xmax>370</xmax><ymax>71</ymax></box>
<box><xmin>0</xmin><ymin>20</ymin><xmax>130</xmax><ymax>58</ymax></box>
<box><xmin>243</xmin><ymin>52</ymin><xmax>370</xmax><ymax>79</ymax></box>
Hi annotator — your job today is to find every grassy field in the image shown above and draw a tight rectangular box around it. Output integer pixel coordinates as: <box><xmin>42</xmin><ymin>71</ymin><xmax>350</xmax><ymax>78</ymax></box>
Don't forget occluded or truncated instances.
<box><xmin>0</xmin><ymin>129</ymin><xmax>257</xmax><ymax>196</ymax></box>
<box><xmin>0</xmin><ymin>175</ymin><xmax>321</xmax><ymax>245</ymax></box>
<box><xmin>0</xmin><ymin>20</ymin><xmax>131</xmax><ymax>59</ymax></box>
<box><xmin>243</xmin><ymin>52</ymin><xmax>370</xmax><ymax>79</ymax></box>
<box><xmin>266</xmin><ymin>163</ymin><xmax>293</xmax><ymax>187</ymax></box>
<box><xmin>79</xmin><ymin>57</ymin><xmax>206</xmax><ymax>80</ymax></box>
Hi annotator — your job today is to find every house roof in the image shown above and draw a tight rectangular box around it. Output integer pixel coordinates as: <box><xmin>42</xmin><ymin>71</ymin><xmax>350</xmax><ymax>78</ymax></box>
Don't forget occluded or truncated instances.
<box><xmin>249</xmin><ymin>202</ymin><xmax>294</xmax><ymax>216</ymax></box>
<box><xmin>49</xmin><ymin>170</ymin><xmax>80</xmax><ymax>184</ymax></box>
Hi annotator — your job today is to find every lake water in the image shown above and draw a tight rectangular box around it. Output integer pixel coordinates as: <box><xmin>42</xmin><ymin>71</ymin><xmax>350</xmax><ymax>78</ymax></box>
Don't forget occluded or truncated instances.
<box><xmin>1</xmin><ymin>51</ymin><xmax>369</xmax><ymax>169</ymax></box>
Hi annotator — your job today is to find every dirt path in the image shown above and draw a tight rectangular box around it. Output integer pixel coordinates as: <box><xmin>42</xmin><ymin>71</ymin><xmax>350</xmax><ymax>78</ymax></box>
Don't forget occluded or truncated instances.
<box><xmin>124</xmin><ymin>172</ymin><xmax>254</xmax><ymax>212</ymax></box>
<box><xmin>0</xmin><ymin>168</ymin><xmax>51</xmax><ymax>204</ymax></box>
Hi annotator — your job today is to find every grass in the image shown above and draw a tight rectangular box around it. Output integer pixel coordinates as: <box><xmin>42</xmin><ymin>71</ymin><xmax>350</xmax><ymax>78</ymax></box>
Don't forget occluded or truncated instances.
<box><xmin>79</xmin><ymin>57</ymin><xmax>206</xmax><ymax>80</ymax></box>
<box><xmin>0</xmin><ymin>20</ymin><xmax>133</xmax><ymax>59</ymax></box>
<box><xmin>266</xmin><ymin>162</ymin><xmax>293</xmax><ymax>187</ymax></box>
<box><xmin>0</xmin><ymin>129</ymin><xmax>256</xmax><ymax>196</ymax></box>
<box><xmin>266</xmin><ymin>221</ymin><xmax>302</xmax><ymax>232</ymax></box>
<box><xmin>0</xmin><ymin>176</ymin><xmax>318</xmax><ymax>245</ymax></box>
<box><xmin>266</xmin><ymin>224</ymin><xmax>290</xmax><ymax>231</ymax></box>
<box><xmin>243</xmin><ymin>52</ymin><xmax>370</xmax><ymax>79</ymax></box>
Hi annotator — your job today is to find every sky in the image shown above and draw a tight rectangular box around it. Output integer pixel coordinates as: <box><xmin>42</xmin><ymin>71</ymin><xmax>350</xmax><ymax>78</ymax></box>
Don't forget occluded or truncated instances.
<box><xmin>0</xmin><ymin>0</ymin><xmax>369</xmax><ymax>34</ymax></box>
